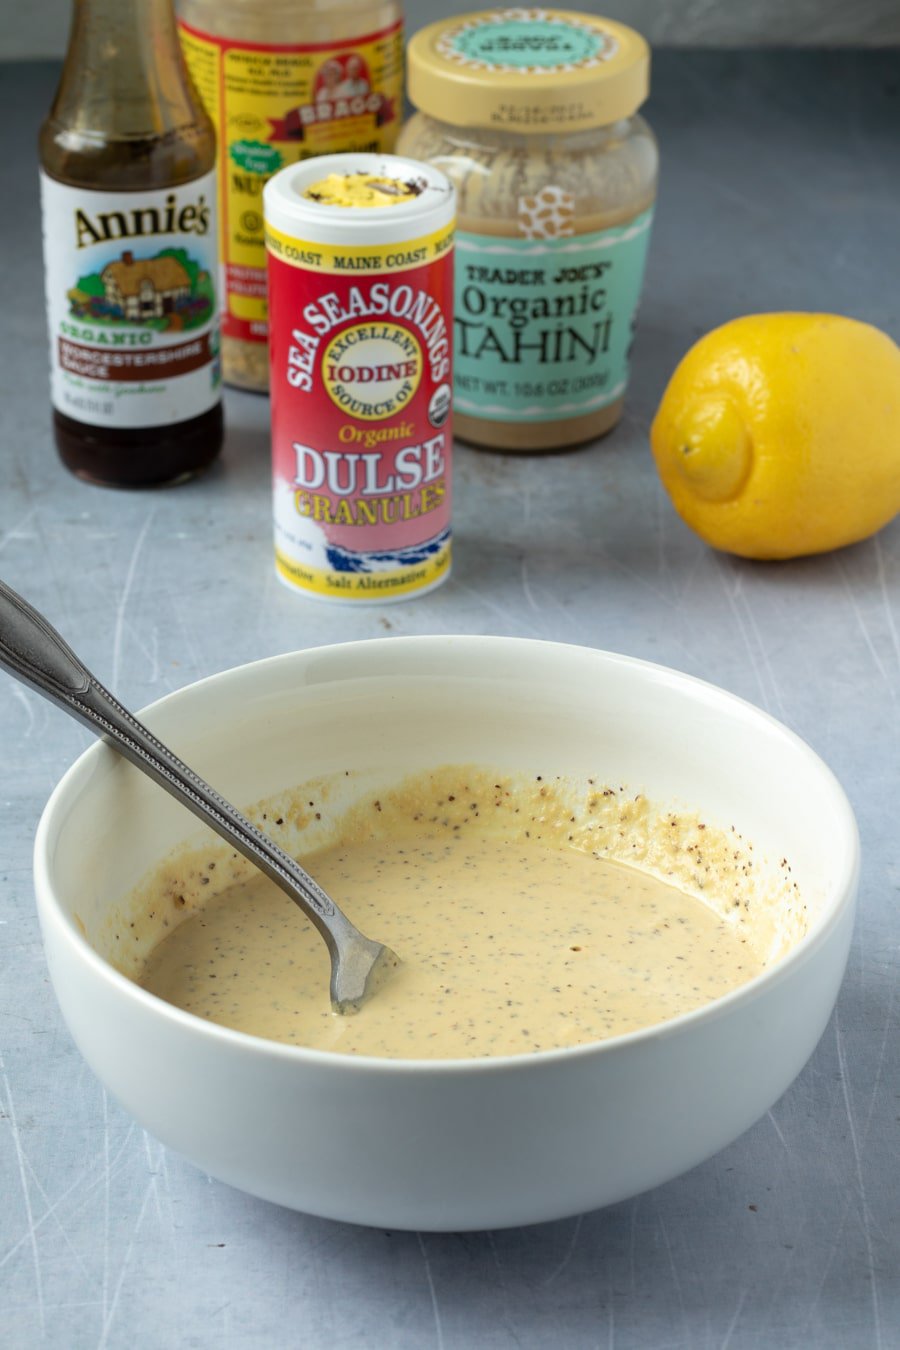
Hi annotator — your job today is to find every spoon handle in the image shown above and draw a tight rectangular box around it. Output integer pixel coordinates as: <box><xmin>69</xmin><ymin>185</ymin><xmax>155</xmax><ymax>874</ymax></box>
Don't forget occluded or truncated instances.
<box><xmin>0</xmin><ymin>579</ymin><xmax>394</xmax><ymax>1009</ymax></box>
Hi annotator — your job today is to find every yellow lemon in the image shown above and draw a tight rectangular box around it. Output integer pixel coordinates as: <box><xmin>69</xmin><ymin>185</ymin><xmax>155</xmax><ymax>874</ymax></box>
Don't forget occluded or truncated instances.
<box><xmin>650</xmin><ymin>313</ymin><xmax>900</xmax><ymax>559</ymax></box>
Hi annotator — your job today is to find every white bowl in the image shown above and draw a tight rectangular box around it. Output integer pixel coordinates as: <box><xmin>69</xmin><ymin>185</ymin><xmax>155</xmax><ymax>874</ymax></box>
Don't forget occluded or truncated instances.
<box><xmin>33</xmin><ymin>637</ymin><xmax>858</xmax><ymax>1231</ymax></box>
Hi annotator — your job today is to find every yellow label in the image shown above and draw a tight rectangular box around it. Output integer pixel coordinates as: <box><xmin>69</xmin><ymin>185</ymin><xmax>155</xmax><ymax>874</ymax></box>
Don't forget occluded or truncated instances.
<box><xmin>264</xmin><ymin>221</ymin><xmax>454</xmax><ymax>275</ymax></box>
<box><xmin>179</xmin><ymin>19</ymin><xmax>404</xmax><ymax>343</ymax></box>
<box><xmin>275</xmin><ymin>542</ymin><xmax>451</xmax><ymax>601</ymax></box>
<box><xmin>322</xmin><ymin>322</ymin><xmax>423</xmax><ymax>420</ymax></box>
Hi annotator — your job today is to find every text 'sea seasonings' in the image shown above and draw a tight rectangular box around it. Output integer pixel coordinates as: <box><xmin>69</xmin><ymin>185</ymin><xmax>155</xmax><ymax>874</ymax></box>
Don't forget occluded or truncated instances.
<box><xmin>264</xmin><ymin>154</ymin><xmax>455</xmax><ymax>603</ymax></box>
<box><xmin>398</xmin><ymin>8</ymin><xmax>657</xmax><ymax>453</ymax></box>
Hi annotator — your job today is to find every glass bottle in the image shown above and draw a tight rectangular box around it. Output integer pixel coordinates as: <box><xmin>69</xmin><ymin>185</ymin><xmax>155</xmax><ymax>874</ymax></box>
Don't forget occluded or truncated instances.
<box><xmin>40</xmin><ymin>0</ymin><xmax>224</xmax><ymax>488</ymax></box>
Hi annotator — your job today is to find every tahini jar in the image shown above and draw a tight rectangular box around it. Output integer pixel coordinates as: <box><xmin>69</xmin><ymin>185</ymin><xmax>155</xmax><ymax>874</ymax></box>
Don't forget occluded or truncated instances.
<box><xmin>264</xmin><ymin>153</ymin><xmax>455</xmax><ymax>603</ymax></box>
<box><xmin>398</xmin><ymin>8</ymin><xmax>657</xmax><ymax>452</ymax></box>
<box><xmin>178</xmin><ymin>0</ymin><xmax>404</xmax><ymax>392</ymax></box>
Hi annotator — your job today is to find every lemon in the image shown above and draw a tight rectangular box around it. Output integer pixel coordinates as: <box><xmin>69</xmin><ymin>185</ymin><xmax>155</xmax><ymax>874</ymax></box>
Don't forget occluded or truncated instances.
<box><xmin>650</xmin><ymin>313</ymin><xmax>900</xmax><ymax>559</ymax></box>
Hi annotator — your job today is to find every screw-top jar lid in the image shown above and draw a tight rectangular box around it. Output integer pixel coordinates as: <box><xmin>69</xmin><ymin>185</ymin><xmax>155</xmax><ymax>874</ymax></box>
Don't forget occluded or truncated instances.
<box><xmin>406</xmin><ymin>8</ymin><xmax>650</xmax><ymax>134</ymax></box>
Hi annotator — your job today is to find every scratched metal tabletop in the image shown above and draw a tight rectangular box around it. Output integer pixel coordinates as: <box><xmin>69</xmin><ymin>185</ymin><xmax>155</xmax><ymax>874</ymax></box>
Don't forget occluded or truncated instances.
<box><xmin>1</xmin><ymin>53</ymin><xmax>898</xmax><ymax>1350</ymax></box>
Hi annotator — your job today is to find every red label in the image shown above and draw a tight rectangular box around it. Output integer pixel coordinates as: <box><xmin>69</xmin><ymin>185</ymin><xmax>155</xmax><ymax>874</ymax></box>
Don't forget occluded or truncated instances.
<box><xmin>267</xmin><ymin>231</ymin><xmax>454</xmax><ymax>598</ymax></box>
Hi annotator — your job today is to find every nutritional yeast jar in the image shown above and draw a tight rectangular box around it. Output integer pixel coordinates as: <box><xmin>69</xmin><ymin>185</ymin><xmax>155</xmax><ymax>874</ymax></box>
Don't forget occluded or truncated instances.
<box><xmin>178</xmin><ymin>0</ymin><xmax>404</xmax><ymax>392</ymax></box>
<box><xmin>264</xmin><ymin>153</ymin><xmax>455</xmax><ymax>603</ymax></box>
<box><xmin>398</xmin><ymin>8</ymin><xmax>657</xmax><ymax>452</ymax></box>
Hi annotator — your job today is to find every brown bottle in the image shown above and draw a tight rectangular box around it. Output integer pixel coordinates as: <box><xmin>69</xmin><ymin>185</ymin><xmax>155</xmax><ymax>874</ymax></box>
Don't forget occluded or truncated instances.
<box><xmin>39</xmin><ymin>0</ymin><xmax>224</xmax><ymax>488</ymax></box>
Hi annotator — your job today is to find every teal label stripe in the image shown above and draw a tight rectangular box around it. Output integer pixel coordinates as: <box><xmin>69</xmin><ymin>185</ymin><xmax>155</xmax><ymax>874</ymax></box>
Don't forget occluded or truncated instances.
<box><xmin>451</xmin><ymin>18</ymin><xmax>606</xmax><ymax>69</ymax></box>
<box><xmin>453</xmin><ymin>208</ymin><xmax>654</xmax><ymax>424</ymax></box>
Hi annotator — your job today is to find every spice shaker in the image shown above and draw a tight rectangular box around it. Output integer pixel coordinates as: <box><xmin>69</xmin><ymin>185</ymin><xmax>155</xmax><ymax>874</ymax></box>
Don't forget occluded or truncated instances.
<box><xmin>265</xmin><ymin>153</ymin><xmax>455</xmax><ymax>603</ymax></box>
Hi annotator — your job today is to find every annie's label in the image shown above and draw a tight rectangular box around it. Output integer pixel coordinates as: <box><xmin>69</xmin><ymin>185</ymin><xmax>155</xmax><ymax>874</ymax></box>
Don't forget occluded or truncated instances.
<box><xmin>40</xmin><ymin>172</ymin><xmax>221</xmax><ymax>429</ymax></box>
<box><xmin>453</xmin><ymin>207</ymin><xmax>653</xmax><ymax>424</ymax></box>
<box><xmin>266</xmin><ymin>220</ymin><xmax>454</xmax><ymax>602</ymax></box>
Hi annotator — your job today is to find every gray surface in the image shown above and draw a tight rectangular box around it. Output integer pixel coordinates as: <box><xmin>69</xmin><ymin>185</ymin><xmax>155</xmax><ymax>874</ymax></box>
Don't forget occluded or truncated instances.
<box><xmin>6</xmin><ymin>0</ymin><xmax>900</xmax><ymax>58</ymax></box>
<box><xmin>2</xmin><ymin>51</ymin><xmax>899</xmax><ymax>1350</ymax></box>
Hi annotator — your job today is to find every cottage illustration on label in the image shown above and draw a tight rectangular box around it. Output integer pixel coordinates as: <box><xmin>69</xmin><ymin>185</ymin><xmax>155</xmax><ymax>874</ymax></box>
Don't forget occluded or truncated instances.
<box><xmin>41</xmin><ymin>171</ymin><xmax>222</xmax><ymax>428</ymax></box>
<box><xmin>67</xmin><ymin>247</ymin><xmax>215</xmax><ymax>332</ymax></box>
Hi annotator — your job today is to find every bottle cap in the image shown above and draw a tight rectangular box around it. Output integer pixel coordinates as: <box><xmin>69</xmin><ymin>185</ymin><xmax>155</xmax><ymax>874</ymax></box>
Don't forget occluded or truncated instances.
<box><xmin>406</xmin><ymin>8</ymin><xmax>650</xmax><ymax>135</ymax></box>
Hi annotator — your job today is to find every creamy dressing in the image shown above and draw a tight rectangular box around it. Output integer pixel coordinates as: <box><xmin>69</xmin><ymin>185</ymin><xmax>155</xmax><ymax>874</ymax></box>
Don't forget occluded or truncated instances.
<box><xmin>140</xmin><ymin>822</ymin><xmax>764</xmax><ymax>1059</ymax></box>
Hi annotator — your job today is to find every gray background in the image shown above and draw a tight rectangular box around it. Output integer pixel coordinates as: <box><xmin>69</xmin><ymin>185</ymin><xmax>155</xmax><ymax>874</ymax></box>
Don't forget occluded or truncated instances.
<box><xmin>5</xmin><ymin>0</ymin><xmax>900</xmax><ymax>58</ymax></box>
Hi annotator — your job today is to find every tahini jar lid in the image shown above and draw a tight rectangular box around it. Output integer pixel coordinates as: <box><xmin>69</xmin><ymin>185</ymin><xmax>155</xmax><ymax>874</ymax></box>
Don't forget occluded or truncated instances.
<box><xmin>406</xmin><ymin>8</ymin><xmax>650</xmax><ymax>135</ymax></box>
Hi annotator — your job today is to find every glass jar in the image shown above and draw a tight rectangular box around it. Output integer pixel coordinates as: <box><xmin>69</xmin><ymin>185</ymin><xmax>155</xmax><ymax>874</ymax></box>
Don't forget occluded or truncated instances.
<box><xmin>178</xmin><ymin>0</ymin><xmax>404</xmax><ymax>392</ymax></box>
<box><xmin>397</xmin><ymin>9</ymin><xmax>657</xmax><ymax>452</ymax></box>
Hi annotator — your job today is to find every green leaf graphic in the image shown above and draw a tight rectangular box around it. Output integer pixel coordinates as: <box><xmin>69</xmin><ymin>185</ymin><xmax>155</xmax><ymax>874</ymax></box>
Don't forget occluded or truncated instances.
<box><xmin>229</xmin><ymin>139</ymin><xmax>283</xmax><ymax>175</ymax></box>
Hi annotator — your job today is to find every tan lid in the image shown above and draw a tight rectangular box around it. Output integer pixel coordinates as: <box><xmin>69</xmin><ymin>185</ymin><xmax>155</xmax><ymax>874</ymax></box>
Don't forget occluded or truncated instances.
<box><xmin>406</xmin><ymin>8</ymin><xmax>650</xmax><ymax>134</ymax></box>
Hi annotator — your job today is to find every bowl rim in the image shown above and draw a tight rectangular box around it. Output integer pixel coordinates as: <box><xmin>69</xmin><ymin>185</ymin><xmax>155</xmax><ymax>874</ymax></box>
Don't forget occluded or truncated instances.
<box><xmin>33</xmin><ymin>634</ymin><xmax>861</xmax><ymax>1075</ymax></box>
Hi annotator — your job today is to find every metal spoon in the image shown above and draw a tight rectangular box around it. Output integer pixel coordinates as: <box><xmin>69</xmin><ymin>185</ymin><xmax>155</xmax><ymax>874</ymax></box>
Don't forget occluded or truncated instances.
<box><xmin>0</xmin><ymin>579</ymin><xmax>398</xmax><ymax>1014</ymax></box>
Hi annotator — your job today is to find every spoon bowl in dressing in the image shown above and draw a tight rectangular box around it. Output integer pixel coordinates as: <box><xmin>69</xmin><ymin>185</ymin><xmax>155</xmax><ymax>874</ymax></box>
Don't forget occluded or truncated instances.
<box><xmin>0</xmin><ymin>580</ymin><xmax>397</xmax><ymax>1013</ymax></box>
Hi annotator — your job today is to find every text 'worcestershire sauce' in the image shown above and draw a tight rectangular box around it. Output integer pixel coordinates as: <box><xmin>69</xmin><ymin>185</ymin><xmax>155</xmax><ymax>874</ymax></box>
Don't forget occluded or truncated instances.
<box><xmin>39</xmin><ymin>0</ymin><xmax>223</xmax><ymax>488</ymax></box>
